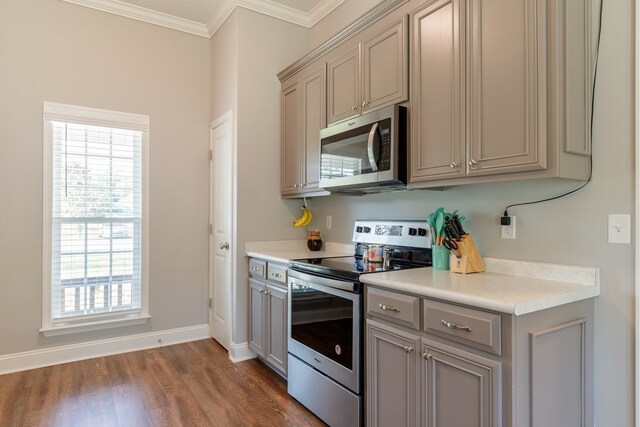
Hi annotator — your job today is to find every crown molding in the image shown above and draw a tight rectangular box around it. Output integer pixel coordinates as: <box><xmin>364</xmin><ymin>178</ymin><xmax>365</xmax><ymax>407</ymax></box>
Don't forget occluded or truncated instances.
<box><xmin>207</xmin><ymin>0</ymin><xmax>346</xmax><ymax>37</ymax></box>
<box><xmin>59</xmin><ymin>0</ymin><xmax>346</xmax><ymax>39</ymax></box>
<box><xmin>59</xmin><ymin>0</ymin><xmax>211</xmax><ymax>38</ymax></box>
<box><xmin>307</xmin><ymin>0</ymin><xmax>346</xmax><ymax>27</ymax></box>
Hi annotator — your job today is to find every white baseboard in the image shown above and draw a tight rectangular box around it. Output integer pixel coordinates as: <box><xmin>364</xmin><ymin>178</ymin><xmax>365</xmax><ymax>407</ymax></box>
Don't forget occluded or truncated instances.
<box><xmin>0</xmin><ymin>323</ymin><xmax>209</xmax><ymax>375</ymax></box>
<box><xmin>228</xmin><ymin>341</ymin><xmax>256</xmax><ymax>363</ymax></box>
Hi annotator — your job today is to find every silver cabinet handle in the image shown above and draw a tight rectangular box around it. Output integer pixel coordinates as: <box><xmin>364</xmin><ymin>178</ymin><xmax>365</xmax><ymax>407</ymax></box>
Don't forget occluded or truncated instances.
<box><xmin>271</xmin><ymin>272</ymin><xmax>282</xmax><ymax>279</ymax></box>
<box><xmin>379</xmin><ymin>303</ymin><xmax>400</xmax><ymax>313</ymax></box>
<box><xmin>362</xmin><ymin>101</ymin><xmax>369</xmax><ymax>107</ymax></box>
<box><xmin>219</xmin><ymin>242</ymin><xmax>230</xmax><ymax>250</ymax></box>
<box><xmin>404</xmin><ymin>346</ymin><xmax>413</xmax><ymax>353</ymax></box>
<box><xmin>265</xmin><ymin>290</ymin><xmax>271</xmax><ymax>295</ymax></box>
<box><xmin>422</xmin><ymin>352</ymin><xmax>432</xmax><ymax>360</ymax></box>
<box><xmin>293</xmin><ymin>184</ymin><xmax>298</xmax><ymax>188</ymax></box>
<box><xmin>469</xmin><ymin>159</ymin><xmax>478</xmax><ymax>166</ymax></box>
<box><xmin>258</xmin><ymin>289</ymin><xmax>264</xmax><ymax>294</ymax></box>
<box><xmin>449</xmin><ymin>161</ymin><xmax>458</xmax><ymax>168</ymax></box>
<box><xmin>351</xmin><ymin>105</ymin><xmax>357</xmax><ymax>110</ymax></box>
<box><xmin>441</xmin><ymin>319</ymin><xmax>472</xmax><ymax>332</ymax></box>
<box><xmin>251</xmin><ymin>267</ymin><xmax>260</xmax><ymax>272</ymax></box>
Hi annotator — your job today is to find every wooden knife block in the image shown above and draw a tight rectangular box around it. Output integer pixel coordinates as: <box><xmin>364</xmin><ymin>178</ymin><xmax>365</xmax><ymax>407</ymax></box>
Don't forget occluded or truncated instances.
<box><xmin>449</xmin><ymin>233</ymin><xmax>485</xmax><ymax>274</ymax></box>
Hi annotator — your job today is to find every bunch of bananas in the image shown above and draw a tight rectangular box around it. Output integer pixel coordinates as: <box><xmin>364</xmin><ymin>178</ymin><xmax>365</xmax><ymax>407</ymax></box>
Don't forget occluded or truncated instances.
<box><xmin>292</xmin><ymin>206</ymin><xmax>313</xmax><ymax>228</ymax></box>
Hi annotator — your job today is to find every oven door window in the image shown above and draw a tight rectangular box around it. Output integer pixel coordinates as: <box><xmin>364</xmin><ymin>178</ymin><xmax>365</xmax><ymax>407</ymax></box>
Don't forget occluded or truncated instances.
<box><xmin>290</xmin><ymin>283</ymin><xmax>354</xmax><ymax>370</ymax></box>
<box><xmin>320</xmin><ymin>121</ymin><xmax>385</xmax><ymax>180</ymax></box>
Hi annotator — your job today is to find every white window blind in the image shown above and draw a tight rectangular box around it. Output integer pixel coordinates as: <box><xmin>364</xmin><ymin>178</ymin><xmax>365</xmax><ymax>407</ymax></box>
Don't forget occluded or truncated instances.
<box><xmin>43</xmin><ymin>102</ymin><xmax>149</xmax><ymax>333</ymax></box>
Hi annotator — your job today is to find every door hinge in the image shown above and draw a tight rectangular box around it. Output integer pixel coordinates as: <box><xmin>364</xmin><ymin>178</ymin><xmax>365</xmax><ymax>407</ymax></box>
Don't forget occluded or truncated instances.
<box><xmin>209</xmin><ymin>149</ymin><xmax>213</xmax><ymax>161</ymax></box>
<box><xmin>209</xmin><ymin>224</ymin><xmax>213</xmax><ymax>235</ymax></box>
<box><xmin>209</xmin><ymin>298</ymin><xmax>212</xmax><ymax>308</ymax></box>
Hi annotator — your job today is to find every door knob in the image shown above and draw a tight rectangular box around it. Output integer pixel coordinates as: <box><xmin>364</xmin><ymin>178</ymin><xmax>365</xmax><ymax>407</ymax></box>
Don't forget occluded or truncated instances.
<box><xmin>219</xmin><ymin>242</ymin><xmax>230</xmax><ymax>250</ymax></box>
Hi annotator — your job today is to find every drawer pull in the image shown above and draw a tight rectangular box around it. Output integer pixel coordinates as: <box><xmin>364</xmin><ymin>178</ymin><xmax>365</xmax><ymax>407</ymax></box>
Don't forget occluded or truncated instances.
<box><xmin>403</xmin><ymin>346</ymin><xmax>413</xmax><ymax>353</ymax></box>
<box><xmin>251</xmin><ymin>267</ymin><xmax>260</xmax><ymax>272</ymax></box>
<box><xmin>441</xmin><ymin>319</ymin><xmax>472</xmax><ymax>332</ymax></box>
<box><xmin>422</xmin><ymin>352</ymin><xmax>432</xmax><ymax>360</ymax></box>
<box><xmin>379</xmin><ymin>304</ymin><xmax>400</xmax><ymax>313</ymax></box>
<box><xmin>271</xmin><ymin>273</ymin><xmax>282</xmax><ymax>278</ymax></box>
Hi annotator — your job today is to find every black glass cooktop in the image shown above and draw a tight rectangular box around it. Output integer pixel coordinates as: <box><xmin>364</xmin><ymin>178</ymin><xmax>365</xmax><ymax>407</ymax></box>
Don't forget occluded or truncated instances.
<box><xmin>289</xmin><ymin>255</ymin><xmax>430</xmax><ymax>282</ymax></box>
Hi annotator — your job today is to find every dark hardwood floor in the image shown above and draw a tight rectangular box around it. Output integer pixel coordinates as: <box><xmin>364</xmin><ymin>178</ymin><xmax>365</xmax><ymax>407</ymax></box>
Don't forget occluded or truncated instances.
<box><xmin>0</xmin><ymin>339</ymin><xmax>326</xmax><ymax>427</ymax></box>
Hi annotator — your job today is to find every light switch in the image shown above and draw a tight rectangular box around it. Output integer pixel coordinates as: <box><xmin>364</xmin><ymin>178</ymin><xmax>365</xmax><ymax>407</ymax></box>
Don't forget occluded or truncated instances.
<box><xmin>608</xmin><ymin>214</ymin><xmax>631</xmax><ymax>244</ymax></box>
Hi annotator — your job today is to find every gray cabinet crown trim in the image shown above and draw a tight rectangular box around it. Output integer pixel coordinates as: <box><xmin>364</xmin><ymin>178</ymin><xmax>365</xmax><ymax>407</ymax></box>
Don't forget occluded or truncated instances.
<box><xmin>277</xmin><ymin>0</ymin><xmax>408</xmax><ymax>83</ymax></box>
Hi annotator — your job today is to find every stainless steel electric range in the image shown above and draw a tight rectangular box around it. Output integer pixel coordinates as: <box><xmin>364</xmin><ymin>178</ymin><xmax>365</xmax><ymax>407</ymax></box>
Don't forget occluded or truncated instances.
<box><xmin>286</xmin><ymin>220</ymin><xmax>432</xmax><ymax>427</ymax></box>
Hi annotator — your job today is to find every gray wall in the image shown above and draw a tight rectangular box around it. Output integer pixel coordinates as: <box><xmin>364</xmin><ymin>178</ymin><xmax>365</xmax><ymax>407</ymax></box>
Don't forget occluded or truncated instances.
<box><xmin>305</xmin><ymin>0</ymin><xmax>634</xmax><ymax>425</ymax></box>
<box><xmin>211</xmin><ymin>8</ymin><xmax>309</xmax><ymax>345</ymax></box>
<box><xmin>0</xmin><ymin>0</ymin><xmax>211</xmax><ymax>354</ymax></box>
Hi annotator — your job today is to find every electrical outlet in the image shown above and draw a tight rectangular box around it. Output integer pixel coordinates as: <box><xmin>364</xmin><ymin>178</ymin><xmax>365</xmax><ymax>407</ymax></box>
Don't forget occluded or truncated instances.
<box><xmin>501</xmin><ymin>216</ymin><xmax>516</xmax><ymax>239</ymax></box>
<box><xmin>326</xmin><ymin>215</ymin><xmax>332</xmax><ymax>230</ymax></box>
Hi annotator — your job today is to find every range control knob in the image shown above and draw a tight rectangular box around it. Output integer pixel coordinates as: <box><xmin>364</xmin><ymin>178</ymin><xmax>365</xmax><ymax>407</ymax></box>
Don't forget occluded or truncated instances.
<box><xmin>408</xmin><ymin>228</ymin><xmax>417</xmax><ymax>236</ymax></box>
<box><xmin>356</xmin><ymin>226</ymin><xmax>363</xmax><ymax>233</ymax></box>
<box><xmin>418</xmin><ymin>228</ymin><xmax>427</xmax><ymax>236</ymax></box>
<box><xmin>363</xmin><ymin>226</ymin><xmax>371</xmax><ymax>233</ymax></box>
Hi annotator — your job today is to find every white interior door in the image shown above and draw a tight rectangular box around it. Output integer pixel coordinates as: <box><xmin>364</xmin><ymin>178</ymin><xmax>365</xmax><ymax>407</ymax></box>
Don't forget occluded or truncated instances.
<box><xmin>210</xmin><ymin>111</ymin><xmax>233</xmax><ymax>350</ymax></box>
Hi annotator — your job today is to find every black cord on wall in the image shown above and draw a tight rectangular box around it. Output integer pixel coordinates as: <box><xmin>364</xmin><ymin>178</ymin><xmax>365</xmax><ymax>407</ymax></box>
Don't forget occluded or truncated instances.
<box><xmin>502</xmin><ymin>0</ymin><xmax>604</xmax><ymax>218</ymax></box>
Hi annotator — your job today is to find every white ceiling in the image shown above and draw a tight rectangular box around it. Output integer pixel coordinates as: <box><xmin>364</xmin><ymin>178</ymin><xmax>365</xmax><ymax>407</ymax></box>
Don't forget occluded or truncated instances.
<box><xmin>60</xmin><ymin>0</ymin><xmax>342</xmax><ymax>38</ymax></box>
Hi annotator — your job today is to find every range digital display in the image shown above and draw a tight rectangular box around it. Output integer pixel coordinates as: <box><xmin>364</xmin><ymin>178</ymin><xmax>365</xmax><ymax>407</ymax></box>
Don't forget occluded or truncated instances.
<box><xmin>375</xmin><ymin>225</ymin><xmax>403</xmax><ymax>236</ymax></box>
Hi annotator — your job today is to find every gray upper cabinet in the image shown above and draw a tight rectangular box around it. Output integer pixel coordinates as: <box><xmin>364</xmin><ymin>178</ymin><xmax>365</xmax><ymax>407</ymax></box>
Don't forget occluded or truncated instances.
<box><xmin>281</xmin><ymin>79</ymin><xmax>302</xmax><ymax>195</ymax></box>
<box><xmin>411</xmin><ymin>0</ymin><xmax>544</xmax><ymax>183</ymax></box>
<box><xmin>362</xmin><ymin>16</ymin><xmax>409</xmax><ymax>113</ymax></box>
<box><xmin>280</xmin><ymin>64</ymin><xmax>329</xmax><ymax>197</ymax></box>
<box><xmin>327</xmin><ymin>45</ymin><xmax>361</xmax><ymax>125</ymax></box>
<box><xmin>410</xmin><ymin>0</ymin><xmax>590</xmax><ymax>186</ymax></box>
<box><xmin>467</xmin><ymin>0</ymin><xmax>546</xmax><ymax>176</ymax></box>
<box><xmin>410</xmin><ymin>0</ymin><xmax>465</xmax><ymax>180</ymax></box>
<box><xmin>327</xmin><ymin>16</ymin><xmax>409</xmax><ymax>126</ymax></box>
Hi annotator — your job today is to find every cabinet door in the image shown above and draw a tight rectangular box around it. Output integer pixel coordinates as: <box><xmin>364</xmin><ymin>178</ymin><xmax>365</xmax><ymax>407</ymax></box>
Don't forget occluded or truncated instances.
<box><xmin>266</xmin><ymin>284</ymin><xmax>288</xmax><ymax>375</ymax></box>
<box><xmin>467</xmin><ymin>0</ymin><xmax>546</xmax><ymax>176</ymax></box>
<box><xmin>301</xmin><ymin>65</ymin><xmax>326</xmax><ymax>191</ymax></box>
<box><xmin>248</xmin><ymin>279</ymin><xmax>266</xmax><ymax>357</ymax></box>
<box><xmin>421</xmin><ymin>338</ymin><xmax>501</xmax><ymax>427</ymax></box>
<box><xmin>327</xmin><ymin>45</ymin><xmax>360</xmax><ymax>125</ymax></box>
<box><xmin>410</xmin><ymin>0</ymin><xmax>465</xmax><ymax>182</ymax></box>
<box><xmin>281</xmin><ymin>78</ymin><xmax>302</xmax><ymax>195</ymax></box>
<box><xmin>366</xmin><ymin>319</ymin><xmax>421</xmax><ymax>427</ymax></box>
<box><xmin>362</xmin><ymin>16</ymin><xmax>408</xmax><ymax>113</ymax></box>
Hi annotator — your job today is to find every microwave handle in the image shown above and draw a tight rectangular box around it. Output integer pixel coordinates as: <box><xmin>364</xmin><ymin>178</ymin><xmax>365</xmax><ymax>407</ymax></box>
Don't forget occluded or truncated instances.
<box><xmin>367</xmin><ymin>123</ymin><xmax>379</xmax><ymax>172</ymax></box>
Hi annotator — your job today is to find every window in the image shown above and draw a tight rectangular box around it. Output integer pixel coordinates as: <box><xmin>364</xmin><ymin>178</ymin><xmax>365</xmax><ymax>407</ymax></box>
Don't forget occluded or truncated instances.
<box><xmin>42</xmin><ymin>102</ymin><xmax>149</xmax><ymax>336</ymax></box>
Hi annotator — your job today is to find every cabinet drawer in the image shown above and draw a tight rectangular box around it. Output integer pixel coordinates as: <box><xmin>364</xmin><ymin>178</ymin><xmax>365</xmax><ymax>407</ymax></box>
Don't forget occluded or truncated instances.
<box><xmin>249</xmin><ymin>259</ymin><xmax>266</xmax><ymax>279</ymax></box>
<box><xmin>423</xmin><ymin>300</ymin><xmax>501</xmax><ymax>355</ymax></box>
<box><xmin>367</xmin><ymin>287</ymin><xmax>420</xmax><ymax>330</ymax></box>
<box><xmin>267</xmin><ymin>263</ymin><xmax>287</xmax><ymax>284</ymax></box>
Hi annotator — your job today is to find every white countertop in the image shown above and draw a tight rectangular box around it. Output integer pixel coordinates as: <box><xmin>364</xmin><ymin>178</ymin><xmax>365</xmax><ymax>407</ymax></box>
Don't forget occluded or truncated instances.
<box><xmin>245</xmin><ymin>241</ymin><xmax>600</xmax><ymax>316</ymax></box>
<box><xmin>361</xmin><ymin>258</ymin><xmax>600</xmax><ymax>316</ymax></box>
<box><xmin>245</xmin><ymin>240</ymin><xmax>352</xmax><ymax>264</ymax></box>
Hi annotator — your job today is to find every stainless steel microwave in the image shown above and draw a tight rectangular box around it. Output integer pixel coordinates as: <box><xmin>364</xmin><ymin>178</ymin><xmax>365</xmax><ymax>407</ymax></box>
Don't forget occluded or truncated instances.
<box><xmin>318</xmin><ymin>105</ymin><xmax>407</xmax><ymax>193</ymax></box>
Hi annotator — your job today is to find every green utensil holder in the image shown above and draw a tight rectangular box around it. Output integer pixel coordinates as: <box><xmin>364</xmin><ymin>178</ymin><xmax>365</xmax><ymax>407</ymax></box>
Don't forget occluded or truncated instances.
<box><xmin>432</xmin><ymin>245</ymin><xmax>450</xmax><ymax>270</ymax></box>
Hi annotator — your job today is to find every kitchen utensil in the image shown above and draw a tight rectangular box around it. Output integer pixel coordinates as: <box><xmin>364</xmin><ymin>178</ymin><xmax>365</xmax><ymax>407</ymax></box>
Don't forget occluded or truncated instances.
<box><xmin>435</xmin><ymin>210</ymin><xmax>445</xmax><ymax>244</ymax></box>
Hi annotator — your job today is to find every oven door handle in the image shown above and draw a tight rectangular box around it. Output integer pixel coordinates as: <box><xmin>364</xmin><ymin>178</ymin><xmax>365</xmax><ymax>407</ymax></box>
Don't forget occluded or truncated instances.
<box><xmin>367</xmin><ymin>122</ymin><xmax>379</xmax><ymax>172</ymax></box>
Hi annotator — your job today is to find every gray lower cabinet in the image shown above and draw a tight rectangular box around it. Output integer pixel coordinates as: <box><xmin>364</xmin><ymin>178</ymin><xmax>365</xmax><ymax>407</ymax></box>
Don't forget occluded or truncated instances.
<box><xmin>421</xmin><ymin>338</ymin><xmax>501</xmax><ymax>427</ymax></box>
<box><xmin>365</xmin><ymin>286</ymin><xmax>594</xmax><ymax>427</ymax></box>
<box><xmin>366</xmin><ymin>320</ymin><xmax>421</xmax><ymax>427</ymax></box>
<box><xmin>248</xmin><ymin>259</ymin><xmax>288</xmax><ymax>376</ymax></box>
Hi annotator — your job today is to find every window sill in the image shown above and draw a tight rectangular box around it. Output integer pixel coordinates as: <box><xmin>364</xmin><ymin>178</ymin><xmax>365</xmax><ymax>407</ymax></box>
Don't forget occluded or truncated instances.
<box><xmin>40</xmin><ymin>314</ymin><xmax>151</xmax><ymax>337</ymax></box>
